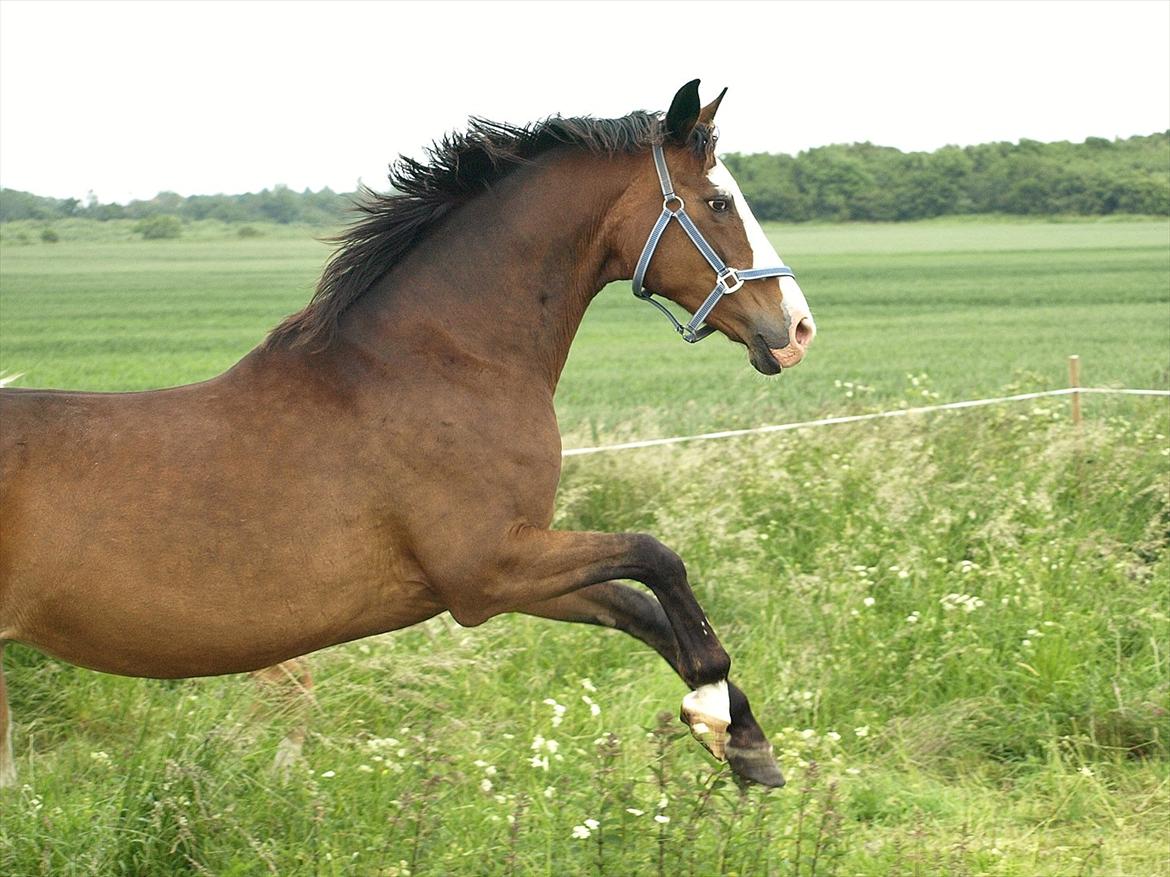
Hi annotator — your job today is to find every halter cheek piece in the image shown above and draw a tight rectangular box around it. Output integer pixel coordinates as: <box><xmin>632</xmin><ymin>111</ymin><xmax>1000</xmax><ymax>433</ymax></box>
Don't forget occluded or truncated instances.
<box><xmin>631</xmin><ymin>143</ymin><xmax>797</xmax><ymax>343</ymax></box>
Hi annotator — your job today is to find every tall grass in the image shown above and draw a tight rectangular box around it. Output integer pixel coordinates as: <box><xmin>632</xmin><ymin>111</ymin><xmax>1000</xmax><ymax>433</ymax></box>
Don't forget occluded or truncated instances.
<box><xmin>2</xmin><ymin>388</ymin><xmax>1166</xmax><ymax>875</ymax></box>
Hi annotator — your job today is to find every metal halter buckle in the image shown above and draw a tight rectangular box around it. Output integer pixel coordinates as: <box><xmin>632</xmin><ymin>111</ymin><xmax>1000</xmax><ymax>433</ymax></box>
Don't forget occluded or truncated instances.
<box><xmin>663</xmin><ymin>194</ymin><xmax>685</xmax><ymax>214</ymax></box>
<box><xmin>716</xmin><ymin>267</ymin><xmax>743</xmax><ymax>294</ymax></box>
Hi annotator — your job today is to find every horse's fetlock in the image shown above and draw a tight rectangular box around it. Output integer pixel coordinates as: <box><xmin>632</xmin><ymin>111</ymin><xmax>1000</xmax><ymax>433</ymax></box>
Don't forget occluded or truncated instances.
<box><xmin>688</xmin><ymin>649</ymin><xmax>731</xmax><ymax>688</ymax></box>
<box><xmin>713</xmin><ymin>649</ymin><xmax>732</xmax><ymax>680</ymax></box>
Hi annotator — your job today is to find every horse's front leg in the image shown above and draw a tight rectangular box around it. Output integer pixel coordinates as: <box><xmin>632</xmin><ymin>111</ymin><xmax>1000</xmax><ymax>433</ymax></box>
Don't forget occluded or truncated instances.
<box><xmin>442</xmin><ymin>530</ymin><xmax>735</xmax><ymax>761</ymax></box>
<box><xmin>520</xmin><ymin>582</ymin><xmax>785</xmax><ymax>787</ymax></box>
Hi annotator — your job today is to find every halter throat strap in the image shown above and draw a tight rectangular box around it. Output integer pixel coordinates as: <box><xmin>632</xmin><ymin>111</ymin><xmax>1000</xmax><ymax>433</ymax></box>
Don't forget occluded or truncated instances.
<box><xmin>631</xmin><ymin>143</ymin><xmax>796</xmax><ymax>343</ymax></box>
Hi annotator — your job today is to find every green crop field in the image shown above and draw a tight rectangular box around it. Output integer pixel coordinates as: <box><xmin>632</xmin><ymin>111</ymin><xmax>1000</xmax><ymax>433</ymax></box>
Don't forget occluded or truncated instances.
<box><xmin>1</xmin><ymin>217</ymin><xmax>1168</xmax><ymax>876</ymax></box>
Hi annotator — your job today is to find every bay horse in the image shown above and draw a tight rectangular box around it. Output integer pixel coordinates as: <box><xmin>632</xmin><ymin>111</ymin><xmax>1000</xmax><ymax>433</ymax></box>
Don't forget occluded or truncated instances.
<box><xmin>0</xmin><ymin>81</ymin><xmax>815</xmax><ymax>789</ymax></box>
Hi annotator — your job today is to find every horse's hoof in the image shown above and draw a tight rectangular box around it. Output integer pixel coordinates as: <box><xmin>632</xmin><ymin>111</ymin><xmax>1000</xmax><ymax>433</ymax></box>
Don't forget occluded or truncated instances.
<box><xmin>726</xmin><ymin>742</ymin><xmax>786</xmax><ymax>788</ymax></box>
<box><xmin>680</xmin><ymin>681</ymin><xmax>731</xmax><ymax>762</ymax></box>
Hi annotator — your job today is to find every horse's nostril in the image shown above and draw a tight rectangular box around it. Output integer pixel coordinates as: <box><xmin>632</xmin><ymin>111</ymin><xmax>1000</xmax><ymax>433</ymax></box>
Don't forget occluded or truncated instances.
<box><xmin>794</xmin><ymin>316</ymin><xmax>815</xmax><ymax>348</ymax></box>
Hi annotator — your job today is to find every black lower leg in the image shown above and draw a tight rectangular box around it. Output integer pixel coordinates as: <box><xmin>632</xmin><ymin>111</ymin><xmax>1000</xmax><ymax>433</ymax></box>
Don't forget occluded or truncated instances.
<box><xmin>617</xmin><ymin>535</ymin><xmax>731</xmax><ymax>687</ymax></box>
<box><xmin>520</xmin><ymin>582</ymin><xmax>783</xmax><ymax>786</ymax></box>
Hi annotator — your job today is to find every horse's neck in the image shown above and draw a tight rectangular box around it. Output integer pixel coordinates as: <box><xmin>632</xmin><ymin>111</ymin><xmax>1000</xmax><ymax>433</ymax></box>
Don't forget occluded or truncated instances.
<box><xmin>336</xmin><ymin>152</ymin><xmax>630</xmax><ymax>390</ymax></box>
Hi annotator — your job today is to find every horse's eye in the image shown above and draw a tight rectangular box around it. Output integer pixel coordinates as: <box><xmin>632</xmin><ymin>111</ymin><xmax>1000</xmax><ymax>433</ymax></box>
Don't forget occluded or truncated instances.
<box><xmin>707</xmin><ymin>198</ymin><xmax>730</xmax><ymax>213</ymax></box>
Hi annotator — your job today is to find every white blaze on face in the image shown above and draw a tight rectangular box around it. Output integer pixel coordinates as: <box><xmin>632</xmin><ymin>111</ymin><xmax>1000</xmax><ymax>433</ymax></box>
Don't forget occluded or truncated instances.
<box><xmin>707</xmin><ymin>159</ymin><xmax>813</xmax><ymax>325</ymax></box>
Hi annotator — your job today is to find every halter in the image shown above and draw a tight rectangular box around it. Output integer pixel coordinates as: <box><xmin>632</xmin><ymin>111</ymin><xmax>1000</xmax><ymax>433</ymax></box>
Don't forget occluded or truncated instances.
<box><xmin>631</xmin><ymin>143</ymin><xmax>797</xmax><ymax>343</ymax></box>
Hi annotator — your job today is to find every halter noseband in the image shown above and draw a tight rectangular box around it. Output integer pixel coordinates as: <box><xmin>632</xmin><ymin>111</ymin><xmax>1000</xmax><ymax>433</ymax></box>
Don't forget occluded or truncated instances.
<box><xmin>631</xmin><ymin>143</ymin><xmax>797</xmax><ymax>343</ymax></box>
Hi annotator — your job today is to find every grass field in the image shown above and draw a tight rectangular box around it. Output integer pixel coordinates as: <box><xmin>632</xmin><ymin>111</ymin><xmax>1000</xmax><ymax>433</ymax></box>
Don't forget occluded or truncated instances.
<box><xmin>1</xmin><ymin>217</ymin><xmax>1168</xmax><ymax>876</ymax></box>
<box><xmin>2</xmin><ymin>217</ymin><xmax>1167</xmax><ymax>437</ymax></box>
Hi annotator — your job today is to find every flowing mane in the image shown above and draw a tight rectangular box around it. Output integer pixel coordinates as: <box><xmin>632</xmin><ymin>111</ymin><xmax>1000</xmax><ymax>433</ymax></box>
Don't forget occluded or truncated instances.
<box><xmin>267</xmin><ymin>111</ymin><xmax>716</xmax><ymax>351</ymax></box>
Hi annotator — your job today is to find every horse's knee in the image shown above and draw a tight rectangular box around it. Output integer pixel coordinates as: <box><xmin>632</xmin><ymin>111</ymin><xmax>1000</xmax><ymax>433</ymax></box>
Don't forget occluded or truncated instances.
<box><xmin>629</xmin><ymin>533</ymin><xmax>687</xmax><ymax>587</ymax></box>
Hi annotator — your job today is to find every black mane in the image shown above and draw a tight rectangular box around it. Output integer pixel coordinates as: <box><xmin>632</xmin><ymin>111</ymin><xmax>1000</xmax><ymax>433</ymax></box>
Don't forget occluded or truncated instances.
<box><xmin>267</xmin><ymin>111</ymin><xmax>710</xmax><ymax>351</ymax></box>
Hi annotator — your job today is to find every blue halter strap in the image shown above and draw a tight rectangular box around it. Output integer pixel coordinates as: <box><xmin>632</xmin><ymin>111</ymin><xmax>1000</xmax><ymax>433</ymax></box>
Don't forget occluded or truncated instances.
<box><xmin>631</xmin><ymin>143</ymin><xmax>796</xmax><ymax>343</ymax></box>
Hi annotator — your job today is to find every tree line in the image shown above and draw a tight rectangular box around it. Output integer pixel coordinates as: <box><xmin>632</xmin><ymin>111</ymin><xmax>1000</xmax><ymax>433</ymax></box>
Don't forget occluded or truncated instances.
<box><xmin>0</xmin><ymin>183</ymin><xmax>349</xmax><ymax>226</ymax></box>
<box><xmin>2</xmin><ymin>131</ymin><xmax>1166</xmax><ymax>226</ymax></box>
<box><xmin>722</xmin><ymin>131</ymin><xmax>1168</xmax><ymax>221</ymax></box>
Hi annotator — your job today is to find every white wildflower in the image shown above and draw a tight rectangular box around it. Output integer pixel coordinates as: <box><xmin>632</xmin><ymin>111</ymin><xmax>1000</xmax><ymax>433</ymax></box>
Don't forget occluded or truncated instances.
<box><xmin>320</xmin><ymin>770</ymin><xmax>336</xmax><ymax>779</ymax></box>
<box><xmin>654</xmin><ymin>814</ymin><xmax>670</xmax><ymax>824</ymax></box>
<box><xmin>480</xmin><ymin>779</ymin><xmax>493</xmax><ymax>792</ymax></box>
<box><xmin>626</xmin><ymin>808</ymin><xmax>645</xmax><ymax>817</ymax></box>
<box><xmin>854</xmin><ymin>726</ymin><xmax>870</xmax><ymax>738</ymax></box>
<box><xmin>543</xmin><ymin>698</ymin><xmax>567</xmax><ymax>727</ymax></box>
<box><xmin>584</xmin><ymin>818</ymin><xmax>599</xmax><ymax>830</ymax></box>
<box><xmin>940</xmin><ymin>593</ymin><xmax>984</xmax><ymax>613</ymax></box>
<box><xmin>572</xmin><ymin>825</ymin><xmax>591</xmax><ymax>839</ymax></box>
<box><xmin>863</xmin><ymin>596</ymin><xmax>875</xmax><ymax>608</ymax></box>
<box><xmin>580</xmin><ymin>678</ymin><xmax>597</xmax><ymax>693</ymax></box>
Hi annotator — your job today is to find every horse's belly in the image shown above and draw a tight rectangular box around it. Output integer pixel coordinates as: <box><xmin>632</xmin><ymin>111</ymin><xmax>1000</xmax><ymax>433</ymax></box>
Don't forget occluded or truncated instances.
<box><xmin>5</xmin><ymin>559</ymin><xmax>442</xmax><ymax>678</ymax></box>
<box><xmin>1</xmin><ymin>479</ymin><xmax>442</xmax><ymax>677</ymax></box>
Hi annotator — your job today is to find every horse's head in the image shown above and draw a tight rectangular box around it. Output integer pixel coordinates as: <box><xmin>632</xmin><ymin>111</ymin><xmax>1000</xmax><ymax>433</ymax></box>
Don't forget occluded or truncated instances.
<box><xmin>613</xmin><ymin>80</ymin><xmax>816</xmax><ymax>375</ymax></box>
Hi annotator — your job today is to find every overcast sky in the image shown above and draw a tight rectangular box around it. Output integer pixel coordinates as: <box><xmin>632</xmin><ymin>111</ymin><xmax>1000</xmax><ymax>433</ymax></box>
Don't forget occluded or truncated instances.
<box><xmin>2</xmin><ymin>0</ymin><xmax>1167</xmax><ymax>204</ymax></box>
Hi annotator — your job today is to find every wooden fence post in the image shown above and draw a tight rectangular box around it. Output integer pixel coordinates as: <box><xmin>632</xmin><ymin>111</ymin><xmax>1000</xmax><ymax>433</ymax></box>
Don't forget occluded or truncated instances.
<box><xmin>1068</xmin><ymin>355</ymin><xmax>1082</xmax><ymax>426</ymax></box>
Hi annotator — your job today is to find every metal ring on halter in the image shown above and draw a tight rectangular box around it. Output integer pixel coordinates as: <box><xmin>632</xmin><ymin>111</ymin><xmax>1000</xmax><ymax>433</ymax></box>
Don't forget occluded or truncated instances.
<box><xmin>663</xmin><ymin>194</ymin><xmax>684</xmax><ymax>214</ymax></box>
<box><xmin>716</xmin><ymin>267</ymin><xmax>743</xmax><ymax>294</ymax></box>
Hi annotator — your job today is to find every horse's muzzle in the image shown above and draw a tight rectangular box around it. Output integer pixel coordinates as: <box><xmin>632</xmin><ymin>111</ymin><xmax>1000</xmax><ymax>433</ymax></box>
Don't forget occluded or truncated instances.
<box><xmin>769</xmin><ymin>314</ymin><xmax>816</xmax><ymax>368</ymax></box>
<box><xmin>748</xmin><ymin>309</ymin><xmax>816</xmax><ymax>375</ymax></box>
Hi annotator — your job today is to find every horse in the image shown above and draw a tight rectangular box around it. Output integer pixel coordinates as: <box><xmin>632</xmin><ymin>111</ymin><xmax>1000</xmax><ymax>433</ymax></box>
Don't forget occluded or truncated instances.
<box><xmin>0</xmin><ymin>80</ymin><xmax>815</xmax><ymax>789</ymax></box>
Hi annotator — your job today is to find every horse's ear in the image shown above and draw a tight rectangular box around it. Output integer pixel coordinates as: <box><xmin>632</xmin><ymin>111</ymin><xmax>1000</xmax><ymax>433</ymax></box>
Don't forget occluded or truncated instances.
<box><xmin>665</xmin><ymin>79</ymin><xmax>702</xmax><ymax>144</ymax></box>
<box><xmin>698</xmin><ymin>87</ymin><xmax>728</xmax><ymax>125</ymax></box>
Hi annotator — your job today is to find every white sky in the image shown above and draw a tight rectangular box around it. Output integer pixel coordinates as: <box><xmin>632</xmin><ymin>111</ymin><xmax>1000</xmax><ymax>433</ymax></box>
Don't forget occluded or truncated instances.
<box><xmin>1</xmin><ymin>0</ymin><xmax>1167</xmax><ymax>204</ymax></box>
